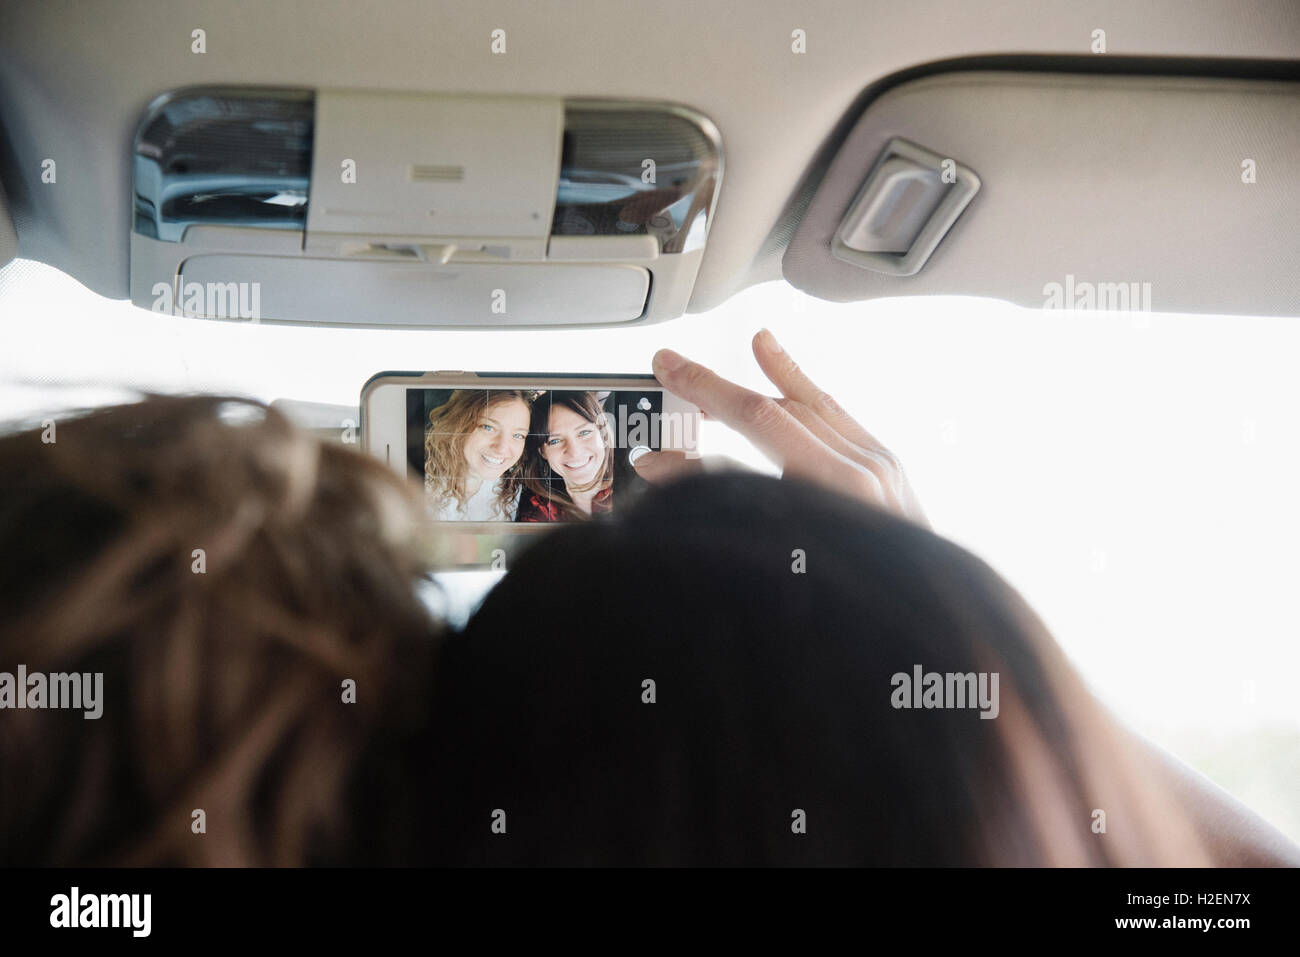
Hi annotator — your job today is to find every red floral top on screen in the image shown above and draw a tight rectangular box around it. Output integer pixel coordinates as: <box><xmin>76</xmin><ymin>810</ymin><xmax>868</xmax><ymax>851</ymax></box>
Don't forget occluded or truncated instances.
<box><xmin>516</xmin><ymin>486</ymin><xmax>612</xmax><ymax>522</ymax></box>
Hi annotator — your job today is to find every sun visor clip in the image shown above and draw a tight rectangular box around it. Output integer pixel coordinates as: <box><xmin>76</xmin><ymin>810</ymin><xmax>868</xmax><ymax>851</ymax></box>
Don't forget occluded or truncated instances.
<box><xmin>831</xmin><ymin>138</ymin><xmax>979</xmax><ymax>276</ymax></box>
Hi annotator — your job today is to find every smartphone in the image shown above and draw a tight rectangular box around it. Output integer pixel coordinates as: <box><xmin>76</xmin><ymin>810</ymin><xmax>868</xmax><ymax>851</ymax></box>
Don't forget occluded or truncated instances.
<box><xmin>361</xmin><ymin>371</ymin><xmax>700</xmax><ymax>562</ymax></box>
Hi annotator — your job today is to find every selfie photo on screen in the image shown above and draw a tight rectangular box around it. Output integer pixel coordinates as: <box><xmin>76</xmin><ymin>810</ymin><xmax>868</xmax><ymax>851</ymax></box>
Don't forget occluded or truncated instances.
<box><xmin>407</xmin><ymin>387</ymin><xmax>667</xmax><ymax>522</ymax></box>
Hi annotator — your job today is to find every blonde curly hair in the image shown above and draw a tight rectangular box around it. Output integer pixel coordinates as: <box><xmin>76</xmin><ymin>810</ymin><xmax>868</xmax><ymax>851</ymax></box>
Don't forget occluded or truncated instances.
<box><xmin>423</xmin><ymin>390</ymin><xmax>532</xmax><ymax>519</ymax></box>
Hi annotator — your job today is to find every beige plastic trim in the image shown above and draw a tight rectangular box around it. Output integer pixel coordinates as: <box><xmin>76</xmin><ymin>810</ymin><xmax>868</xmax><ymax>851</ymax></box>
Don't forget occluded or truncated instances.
<box><xmin>784</xmin><ymin>72</ymin><xmax>1300</xmax><ymax>317</ymax></box>
<box><xmin>831</xmin><ymin>138</ymin><xmax>980</xmax><ymax>276</ymax></box>
<box><xmin>307</xmin><ymin>91</ymin><xmax>564</xmax><ymax>241</ymax></box>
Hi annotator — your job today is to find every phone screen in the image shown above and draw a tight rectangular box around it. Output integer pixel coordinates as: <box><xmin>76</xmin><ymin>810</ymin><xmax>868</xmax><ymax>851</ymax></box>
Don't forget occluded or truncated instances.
<box><xmin>406</xmin><ymin>386</ymin><xmax>690</xmax><ymax>523</ymax></box>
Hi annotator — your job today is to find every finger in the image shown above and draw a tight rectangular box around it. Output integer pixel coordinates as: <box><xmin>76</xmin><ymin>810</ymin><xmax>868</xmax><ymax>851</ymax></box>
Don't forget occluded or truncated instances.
<box><xmin>632</xmin><ymin>449</ymin><xmax>705</xmax><ymax>484</ymax></box>
<box><xmin>652</xmin><ymin>349</ymin><xmax>855</xmax><ymax>477</ymax></box>
<box><xmin>632</xmin><ymin>449</ymin><xmax>748</xmax><ymax>485</ymax></box>
<box><xmin>774</xmin><ymin>398</ymin><xmax>860</xmax><ymax>464</ymax></box>
<box><xmin>752</xmin><ymin>329</ymin><xmax>895</xmax><ymax>461</ymax></box>
<box><xmin>776</xmin><ymin>398</ymin><xmax>901</xmax><ymax>511</ymax></box>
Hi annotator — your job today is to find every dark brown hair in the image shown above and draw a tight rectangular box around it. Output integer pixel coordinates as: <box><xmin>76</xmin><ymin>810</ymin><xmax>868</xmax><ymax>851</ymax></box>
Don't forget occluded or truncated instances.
<box><xmin>427</xmin><ymin>472</ymin><xmax>1209</xmax><ymax>866</ymax></box>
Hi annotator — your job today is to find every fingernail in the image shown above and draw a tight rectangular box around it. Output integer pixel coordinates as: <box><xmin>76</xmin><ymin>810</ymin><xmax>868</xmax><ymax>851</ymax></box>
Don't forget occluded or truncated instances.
<box><xmin>628</xmin><ymin>445</ymin><xmax>652</xmax><ymax>465</ymax></box>
<box><xmin>654</xmin><ymin>349</ymin><xmax>687</xmax><ymax>373</ymax></box>
<box><xmin>758</xmin><ymin>328</ymin><xmax>783</xmax><ymax>354</ymax></box>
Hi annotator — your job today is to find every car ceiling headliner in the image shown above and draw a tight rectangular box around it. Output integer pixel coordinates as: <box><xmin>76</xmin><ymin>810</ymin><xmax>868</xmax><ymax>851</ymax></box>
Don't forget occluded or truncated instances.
<box><xmin>1</xmin><ymin>0</ymin><xmax>1298</xmax><ymax>314</ymax></box>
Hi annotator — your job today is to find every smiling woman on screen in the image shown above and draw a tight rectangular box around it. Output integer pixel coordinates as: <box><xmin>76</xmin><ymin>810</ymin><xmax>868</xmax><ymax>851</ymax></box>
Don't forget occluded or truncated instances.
<box><xmin>517</xmin><ymin>391</ymin><xmax>615</xmax><ymax>522</ymax></box>
<box><xmin>424</xmin><ymin>389</ymin><xmax>533</xmax><ymax>522</ymax></box>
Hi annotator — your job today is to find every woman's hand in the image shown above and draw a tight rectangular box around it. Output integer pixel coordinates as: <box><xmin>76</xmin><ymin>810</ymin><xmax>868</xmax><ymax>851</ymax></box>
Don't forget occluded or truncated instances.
<box><xmin>635</xmin><ymin>329</ymin><xmax>928</xmax><ymax>526</ymax></box>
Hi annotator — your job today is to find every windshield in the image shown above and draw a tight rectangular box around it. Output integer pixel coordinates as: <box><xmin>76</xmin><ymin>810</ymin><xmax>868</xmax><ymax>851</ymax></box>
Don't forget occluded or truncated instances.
<box><xmin>2</xmin><ymin>255</ymin><xmax>1297</xmax><ymax>844</ymax></box>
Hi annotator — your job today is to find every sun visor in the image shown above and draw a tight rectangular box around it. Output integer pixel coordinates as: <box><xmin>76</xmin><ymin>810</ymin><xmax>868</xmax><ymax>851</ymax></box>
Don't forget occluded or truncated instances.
<box><xmin>783</xmin><ymin>71</ymin><xmax>1300</xmax><ymax>317</ymax></box>
<box><xmin>129</xmin><ymin>88</ymin><xmax>721</xmax><ymax>327</ymax></box>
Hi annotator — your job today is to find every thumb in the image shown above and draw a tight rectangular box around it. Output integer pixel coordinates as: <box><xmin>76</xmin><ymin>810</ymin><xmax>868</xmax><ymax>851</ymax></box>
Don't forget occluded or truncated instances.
<box><xmin>631</xmin><ymin>449</ymin><xmax>704</xmax><ymax>485</ymax></box>
<box><xmin>631</xmin><ymin>449</ymin><xmax>748</xmax><ymax>485</ymax></box>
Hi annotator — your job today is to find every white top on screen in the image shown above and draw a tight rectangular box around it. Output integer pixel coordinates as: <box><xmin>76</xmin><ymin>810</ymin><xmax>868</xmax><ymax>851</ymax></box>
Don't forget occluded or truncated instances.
<box><xmin>426</xmin><ymin>474</ymin><xmax>522</xmax><ymax>522</ymax></box>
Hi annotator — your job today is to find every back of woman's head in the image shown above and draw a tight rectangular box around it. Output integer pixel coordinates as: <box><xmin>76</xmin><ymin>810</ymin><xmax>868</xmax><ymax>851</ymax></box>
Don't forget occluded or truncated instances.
<box><xmin>429</xmin><ymin>471</ymin><xmax>1206</xmax><ymax>866</ymax></box>
<box><xmin>0</xmin><ymin>396</ymin><xmax>440</xmax><ymax>865</ymax></box>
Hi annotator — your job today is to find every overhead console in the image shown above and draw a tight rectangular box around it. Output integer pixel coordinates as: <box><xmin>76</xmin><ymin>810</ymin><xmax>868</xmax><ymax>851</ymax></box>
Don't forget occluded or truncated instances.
<box><xmin>130</xmin><ymin>88</ymin><xmax>721</xmax><ymax>326</ymax></box>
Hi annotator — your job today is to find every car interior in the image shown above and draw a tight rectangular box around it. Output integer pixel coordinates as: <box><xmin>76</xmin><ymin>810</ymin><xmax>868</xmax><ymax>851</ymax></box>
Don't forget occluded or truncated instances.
<box><xmin>1</xmin><ymin>0</ymin><xmax>1298</xmax><ymax>884</ymax></box>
